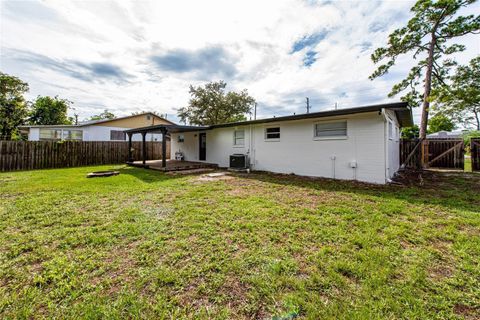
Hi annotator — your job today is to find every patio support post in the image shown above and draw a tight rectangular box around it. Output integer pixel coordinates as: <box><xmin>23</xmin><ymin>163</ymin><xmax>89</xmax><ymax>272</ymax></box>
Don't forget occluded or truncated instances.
<box><xmin>142</xmin><ymin>132</ymin><xmax>147</xmax><ymax>166</ymax></box>
<box><xmin>161</xmin><ymin>128</ymin><xmax>167</xmax><ymax>168</ymax></box>
<box><xmin>127</xmin><ymin>133</ymin><xmax>133</xmax><ymax>162</ymax></box>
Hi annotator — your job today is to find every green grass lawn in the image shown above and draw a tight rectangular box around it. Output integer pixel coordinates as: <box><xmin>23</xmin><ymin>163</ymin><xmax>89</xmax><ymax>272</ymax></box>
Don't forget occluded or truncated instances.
<box><xmin>465</xmin><ymin>156</ymin><xmax>472</xmax><ymax>172</ymax></box>
<box><xmin>1</xmin><ymin>166</ymin><xmax>479</xmax><ymax>319</ymax></box>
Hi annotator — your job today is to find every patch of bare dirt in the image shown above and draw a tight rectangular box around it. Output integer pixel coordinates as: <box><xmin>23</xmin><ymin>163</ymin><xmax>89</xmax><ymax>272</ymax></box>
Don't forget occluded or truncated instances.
<box><xmin>454</xmin><ymin>304</ymin><xmax>480</xmax><ymax>319</ymax></box>
<box><xmin>168</xmin><ymin>168</ymin><xmax>215</xmax><ymax>175</ymax></box>
<box><xmin>394</xmin><ymin>169</ymin><xmax>480</xmax><ymax>191</ymax></box>
<box><xmin>428</xmin><ymin>263</ymin><xmax>454</xmax><ymax>280</ymax></box>
<box><xmin>218</xmin><ymin>276</ymin><xmax>250</xmax><ymax>309</ymax></box>
<box><xmin>91</xmin><ymin>240</ymin><xmax>141</xmax><ymax>294</ymax></box>
<box><xmin>196</xmin><ymin>171</ymin><xmax>234</xmax><ymax>182</ymax></box>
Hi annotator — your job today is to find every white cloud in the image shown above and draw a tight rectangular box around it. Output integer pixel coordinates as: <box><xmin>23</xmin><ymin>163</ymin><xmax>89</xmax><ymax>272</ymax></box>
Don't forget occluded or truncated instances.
<box><xmin>1</xmin><ymin>0</ymin><xmax>479</xmax><ymax>123</ymax></box>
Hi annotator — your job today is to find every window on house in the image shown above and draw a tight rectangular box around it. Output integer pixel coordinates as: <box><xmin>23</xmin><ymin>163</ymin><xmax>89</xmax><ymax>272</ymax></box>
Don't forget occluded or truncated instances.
<box><xmin>64</xmin><ymin>130</ymin><xmax>83</xmax><ymax>140</ymax></box>
<box><xmin>39</xmin><ymin>129</ymin><xmax>83</xmax><ymax>141</ymax></box>
<box><xmin>314</xmin><ymin>121</ymin><xmax>347</xmax><ymax>138</ymax></box>
<box><xmin>388</xmin><ymin>121</ymin><xmax>393</xmax><ymax>140</ymax></box>
<box><xmin>39</xmin><ymin>129</ymin><xmax>62</xmax><ymax>141</ymax></box>
<box><xmin>178</xmin><ymin>134</ymin><xmax>185</xmax><ymax>143</ymax></box>
<box><xmin>234</xmin><ymin>130</ymin><xmax>245</xmax><ymax>146</ymax></box>
<box><xmin>265</xmin><ymin>127</ymin><xmax>280</xmax><ymax>140</ymax></box>
<box><xmin>110</xmin><ymin>130</ymin><xmax>126</xmax><ymax>141</ymax></box>
<box><xmin>146</xmin><ymin>115</ymin><xmax>151</xmax><ymax>120</ymax></box>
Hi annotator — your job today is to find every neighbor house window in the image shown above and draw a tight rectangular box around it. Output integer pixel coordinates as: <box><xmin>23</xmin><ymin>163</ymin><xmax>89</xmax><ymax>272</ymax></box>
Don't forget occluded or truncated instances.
<box><xmin>39</xmin><ymin>129</ymin><xmax>62</xmax><ymax>141</ymax></box>
<box><xmin>234</xmin><ymin>130</ymin><xmax>245</xmax><ymax>146</ymax></box>
<box><xmin>39</xmin><ymin>128</ymin><xmax>83</xmax><ymax>141</ymax></box>
<box><xmin>265</xmin><ymin>127</ymin><xmax>280</xmax><ymax>140</ymax></box>
<box><xmin>177</xmin><ymin>134</ymin><xmax>185</xmax><ymax>143</ymax></box>
<box><xmin>64</xmin><ymin>130</ymin><xmax>83</xmax><ymax>141</ymax></box>
<box><xmin>314</xmin><ymin>121</ymin><xmax>347</xmax><ymax>138</ymax></box>
<box><xmin>110</xmin><ymin>130</ymin><xmax>126</xmax><ymax>141</ymax></box>
<box><xmin>388</xmin><ymin>121</ymin><xmax>393</xmax><ymax>140</ymax></box>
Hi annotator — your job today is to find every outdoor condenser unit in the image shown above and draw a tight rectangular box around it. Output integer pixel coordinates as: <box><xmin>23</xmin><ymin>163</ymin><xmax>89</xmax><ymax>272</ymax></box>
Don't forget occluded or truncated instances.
<box><xmin>230</xmin><ymin>154</ymin><xmax>248</xmax><ymax>169</ymax></box>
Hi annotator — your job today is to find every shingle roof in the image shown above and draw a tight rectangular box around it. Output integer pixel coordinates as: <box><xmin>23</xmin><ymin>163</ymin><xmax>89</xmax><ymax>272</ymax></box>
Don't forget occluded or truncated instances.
<box><xmin>125</xmin><ymin>102</ymin><xmax>413</xmax><ymax>134</ymax></box>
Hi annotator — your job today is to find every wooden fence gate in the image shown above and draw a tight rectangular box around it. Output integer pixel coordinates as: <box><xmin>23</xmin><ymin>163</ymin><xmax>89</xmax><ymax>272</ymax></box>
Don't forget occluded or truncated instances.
<box><xmin>472</xmin><ymin>138</ymin><xmax>480</xmax><ymax>171</ymax></box>
<box><xmin>424</xmin><ymin>139</ymin><xmax>464</xmax><ymax>169</ymax></box>
<box><xmin>400</xmin><ymin>139</ymin><xmax>464</xmax><ymax>169</ymax></box>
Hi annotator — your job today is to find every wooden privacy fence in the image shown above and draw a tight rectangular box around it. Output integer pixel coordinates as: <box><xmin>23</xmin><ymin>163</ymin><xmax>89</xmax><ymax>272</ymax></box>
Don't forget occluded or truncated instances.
<box><xmin>472</xmin><ymin>138</ymin><xmax>480</xmax><ymax>171</ymax></box>
<box><xmin>400</xmin><ymin>139</ymin><xmax>464</xmax><ymax>169</ymax></box>
<box><xmin>425</xmin><ymin>139</ymin><xmax>464</xmax><ymax>169</ymax></box>
<box><xmin>0</xmin><ymin>141</ymin><xmax>170</xmax><ymax>172</ymax></box>
<box><xmin>400</xmin><ymin>139</ymin><xmax>422</xmax><ymax>169</ymax></box>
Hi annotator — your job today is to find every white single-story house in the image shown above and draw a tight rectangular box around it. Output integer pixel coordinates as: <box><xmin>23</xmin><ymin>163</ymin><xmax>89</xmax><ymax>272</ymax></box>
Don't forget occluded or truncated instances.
<box><xmin>126</xmin><ymin>102</ymin><xmax>413</xmax><ymax>184</ymax></box>
<box><xmin>19</xmin><ymin>112</ymin><xmax>173</xmax><ymax>142</ymax></box>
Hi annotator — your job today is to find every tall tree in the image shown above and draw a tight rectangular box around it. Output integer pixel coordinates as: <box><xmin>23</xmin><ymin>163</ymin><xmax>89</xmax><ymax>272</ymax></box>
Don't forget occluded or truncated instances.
<box><xmin>29</xmin><ymin>96</ymin><xmax>73</xmax><ymax>125</ymax></box>
<box><xmin>90</xmin><ymin>109</ymin><xmax>115</xmax><ymax>121</ymax></box>
<box><xmin>401</xmin><ymin>125</ymin><xmax>420</xmax><ymax>139</ymax></box>
<box><xmin>178</xmin><ymin>81</ymin><xmax>255</xmax><ymax>126</ymax></box>
<box><xmin>0</xmin><ymin>72</ymin><xmax>29</xmax><ymax>140</ymax></box>
<box><xmin>427</xmin><ymin>112</ymin><xmax>456</xmax><ymax>132</ymax></box>
<box><xmin>370</xmin><ymin>0</ymin><xmax>480</xmax><ymax>139</ymax></box>
<box><xmin>432</xmin><ymin>56</ymin><xmax>480</xmax><ymax>130</ymax></box>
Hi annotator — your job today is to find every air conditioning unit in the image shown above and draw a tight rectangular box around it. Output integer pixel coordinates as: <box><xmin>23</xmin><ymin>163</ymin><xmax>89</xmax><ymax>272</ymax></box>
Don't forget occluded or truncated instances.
<box><xmin>230</xmin><ymin>154</ymin><xmax>248</xmax><ymax>169</ymax></box>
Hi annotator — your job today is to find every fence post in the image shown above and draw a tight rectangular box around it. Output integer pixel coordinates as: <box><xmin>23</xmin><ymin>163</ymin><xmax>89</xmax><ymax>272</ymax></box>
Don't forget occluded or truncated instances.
<box><xmin>127</xmin><ymin>133</ymin><xmax>133</xmax><ymax>162</ymax></box>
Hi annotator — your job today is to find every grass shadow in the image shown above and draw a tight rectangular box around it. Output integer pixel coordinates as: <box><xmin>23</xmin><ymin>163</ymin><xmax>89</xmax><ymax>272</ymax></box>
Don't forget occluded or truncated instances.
<box><xmin>237</xmin><ymin>170</ymin><xmax>480</xmax><ymax>213</ymax></box>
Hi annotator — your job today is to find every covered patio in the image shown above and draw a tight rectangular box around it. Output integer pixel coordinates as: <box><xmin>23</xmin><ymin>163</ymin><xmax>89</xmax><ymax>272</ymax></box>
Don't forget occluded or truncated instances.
<box><xmin>124</xmin><ymin>124</ymin><xmax>209</xmax><ymax>170</ymax></box>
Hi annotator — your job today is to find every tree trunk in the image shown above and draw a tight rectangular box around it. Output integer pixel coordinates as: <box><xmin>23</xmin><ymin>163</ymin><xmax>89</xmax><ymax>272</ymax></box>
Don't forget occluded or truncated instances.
<box><xmin>474</xmin><ymin>108</ymin><xmax>480</xmax><ymax>131</ymax></box>
<box><xmin>420</xmin><ymin>33</ymin><xmax>437</xmax><ymax>140</ymax></box>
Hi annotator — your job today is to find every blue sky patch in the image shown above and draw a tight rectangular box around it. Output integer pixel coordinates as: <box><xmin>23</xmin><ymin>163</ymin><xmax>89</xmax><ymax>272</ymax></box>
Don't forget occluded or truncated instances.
<box><xmin>150</xmin><ymin>46</ymin><xmax>236</xmax><ymax>79</ymax></box>
<box><xmin>291</xmin><ymin>30</ymin><xmax>329</xmax><ymax>54</ymax></box>
<box><xmin>303</xmin><ymin>51</ymin><xmax>317</xmax><ymax>67</ymax></box>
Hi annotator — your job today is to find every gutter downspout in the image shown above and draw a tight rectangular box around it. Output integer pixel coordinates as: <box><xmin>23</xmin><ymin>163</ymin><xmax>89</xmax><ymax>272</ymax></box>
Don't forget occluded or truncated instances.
<box><xmin>249</xmin><ymin>124</ymin><xmax>255</xmax><ymax>170</ymax></box>
<box><xmin>381</xmin><ymin>109</ymin><xmax>390</xmax><ymax>183</ymax></box>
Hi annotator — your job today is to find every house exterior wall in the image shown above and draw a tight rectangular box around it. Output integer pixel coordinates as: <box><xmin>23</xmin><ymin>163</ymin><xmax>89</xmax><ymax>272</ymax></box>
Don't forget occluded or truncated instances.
<box><xmin>171</xmin><ymin>111</ymin><xmax>391</xmax><ymax>184</ymax></box>
<box><xmin>84</xmin><ymin>125</ymin><xmax>162</xmax><ymax>141</ymax></box>
<box><xmin>28</xmin><ymin>128</ymin><xmax>40</xmax><ymax>141</ymax></box>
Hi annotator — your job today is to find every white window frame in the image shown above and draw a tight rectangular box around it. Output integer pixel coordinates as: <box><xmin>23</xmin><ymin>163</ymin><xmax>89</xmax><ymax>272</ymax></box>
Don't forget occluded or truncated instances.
<box><xmin>233</xmin><ymin>129</ymin><xmax>245</xmax><ymax>147</ymax></box>
<box><xmin>264</xmin><ymin>126</ymin><xmax>280</xmax><ymax>141</ymax></box>
<box><xmin>177</xmin><ymin>134</ymin><xmax>185</xmax><ymax>143</ymax></box>
<box><xmin>313</xmin><ymin>119</ymin><xmax>348</xmax><ymax>140</ymax></box>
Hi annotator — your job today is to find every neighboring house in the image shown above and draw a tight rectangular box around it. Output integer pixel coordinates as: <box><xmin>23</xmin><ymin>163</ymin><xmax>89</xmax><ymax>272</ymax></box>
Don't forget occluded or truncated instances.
<box><xmin>426</xmin><ymin>130</ymin><xmax>466</xmax><ymax>139</ymax></box>
<box><xmin>20</xmin><ymin>112</ymin><xmax>174</xmax><ymax>142</ymax></box>
<box><xmin>131</xmin><ymin>102</ymin><xmax>412</xmax><ymax>184</ymax></box>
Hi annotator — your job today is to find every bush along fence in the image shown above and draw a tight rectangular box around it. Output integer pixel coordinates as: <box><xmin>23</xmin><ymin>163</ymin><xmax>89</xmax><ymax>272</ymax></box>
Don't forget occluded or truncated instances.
<box><xmin>0</xmin><ymin>141</ymin><xmax>169</xmax><ymax>172</ymax></box>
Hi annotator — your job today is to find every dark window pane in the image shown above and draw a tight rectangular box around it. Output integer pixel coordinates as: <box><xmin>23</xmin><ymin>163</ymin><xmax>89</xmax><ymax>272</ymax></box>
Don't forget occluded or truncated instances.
<box><xmin>266</xmin><ymin>127</ymin><xmax>280</xmax><ymax>133</ymax></box>
<box><xmin>110</xmin><ymin>130</ymin><xmax>126</xmax><ymax>140</ymax></box>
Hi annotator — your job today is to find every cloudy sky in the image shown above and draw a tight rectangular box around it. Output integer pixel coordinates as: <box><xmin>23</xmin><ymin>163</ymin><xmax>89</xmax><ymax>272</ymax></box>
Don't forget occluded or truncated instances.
<box><xmin>1</xmin><ymin>0</ymin><xmax>479</xmax><ymax>123</ymax></box>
